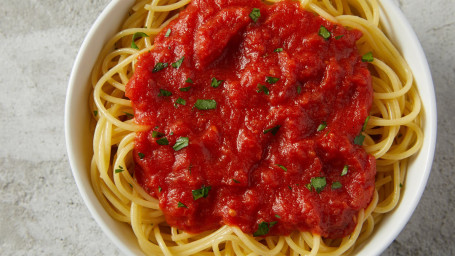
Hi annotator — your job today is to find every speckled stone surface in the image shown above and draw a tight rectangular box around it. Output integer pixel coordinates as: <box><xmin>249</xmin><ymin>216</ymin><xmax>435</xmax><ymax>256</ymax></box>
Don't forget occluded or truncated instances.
<box><xmin>0</xmin><ymin>0</ymin><xmax>454</xmax><ymax>255</ymax></box>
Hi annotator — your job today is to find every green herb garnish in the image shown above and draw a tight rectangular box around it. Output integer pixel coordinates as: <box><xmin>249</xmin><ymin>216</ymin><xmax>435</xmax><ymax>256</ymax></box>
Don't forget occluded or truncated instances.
<box><xmin>152</xmin><ymin>130</ymin><xmax>165</xmax><ymax>138</ymax></box>
<box><xmin>211</xmin><ymin>77</ymin><xmax>223</xmax><ymax>88</ymax></box>
<box><xmin>264</xmin><ymin>125</ymin><xmax>281</xmax><ymax>135</ymax></box>
<box><xmin>180</xmin><ymin>86</ymin><xmax>191</xmax><ymax>92</ymax></box>
<box><xmin>249</xmin><ymin>8</ymin><xmax>261</xmax><ymax>22</ymax></box>
<box><xmin>175</xmin><ymin>97</ymin><xmax>187</xmax><ymax>107</ymax></box>
<box><xmin>335</xmin><ymin>35</ymin><xmax>344</xmax><ymax>40</ymax></box>
<box><xmin>354</xmin><ymin>134</ymin><xmax>365</xmax><ymax>145</ymax></box>
<box><xmin>138</xmin><ymin>152</ymin><xmax>145</xmax><ymax>159</ymax></box>
<box><xmin>362</xmin><ymin>52</ymin><xmax>374</xmax><ymax>62</ymax></box>
<box><xmin>253</xmin><ymin>221</ymin><xmax>277</xmax><ymax>237</ymax></box>
<box><xmin>266</xmin><ymin>76</ymin><xmax>279</xmax><ymax>84</ymax></box>
<box><xmin>257</xmin><ymin>84</ymin><xmax>269</xmax><ymax>95</ymax></box>
<box><xmin>192</xmin><ymin>185</ymin><xmax>211</xmax><ymax>200</ymax></box>
<box><xmin>185</xmin><ymin>78</ymin><xmax>194</xmax><ymax>84</ymax></box>
<box><xmin>158</xmin><ymin>89</ymin><xmax>172</xmax><ymax>97</ymax></box>
<box><xmin>310</xmin><ymin>177</ymin><xmax>327</xmax><ymax>193</ymax></box>
<box><xmin>165</xmin><ymin>28</ymin><xmax>171</xmax><ymax>37</ymax></box>
<box><xmin>276</xmin><ymin>164</ymin><xmax>287</xmax><ymax>172</ymax></box>
<box><xmin>131</xmin><ymin>32</ymin><xmax>149</xmax><ymax>49</ymax></box>
<box><xmin>341</xmin><ymin>165</ymin><xmax>348</xmax><ymax>176</ymax></box>
<box><xmin>275</xmin><ymin>214</ymin><xmax>281</xmax><ymax>219</ymax></box>
<box><xmin>172</xmin><ymin>56</ymin><xmax>184</xmax><ymax>68</ymax></box>
<box><xmin>153</xmin><ymin>62</ymin><xmax>168</xmax><ymax>73</ymax></box>
<box><xmin>194</xmin><ymin>99</ymin><xmax>216</xmax><ymax>110</ymax></box>
<box><xmin>332</xmin><ymin>181</ymin><xmax>342</xmax><ymax>189</ymax></box>
<box><xmin>158</xmin><ymin>186</ymin><xmax>162</xmax><ymax>192</ymax></box>
<box><xmin>318</xmin><ymin>25</ymin><xmax>331</xmax><ymax>40</ymax></box>
<box><xmin>362</xmin><ymin>116</ymin><xmax>370</xmax><ymax>132</ymax></box>
<box><xmin>177</xmin><ymin>202</ymin><xmax>187</xmax><ymax>208</ymax></box>
<box><xmin>156</xmin><ymin>137</ymin><xmax>169</xmax><ymax>145</ymax></box>
<box><xmin>274</xmin><ymin>48</ymin><xmax>283</xmax><ymax>53</ymax></box>
<box><xmin>232</xmin><ymin>179</ymin><xmax>240</xmax><ymax>183</ymax></box>
<box><xmin>173</xmin><ymin>137</ymin><xmax>189</xmax><ymax>151</ymax></box>
<box><xmin>317</xmin><ymin>121</ymin><xmax>327</xmax><ymax>132</ymax></box>
<box><xmin>114</xmin><ymin>165</ymin><xmax>124</xmax><ymax>173</ymax></box>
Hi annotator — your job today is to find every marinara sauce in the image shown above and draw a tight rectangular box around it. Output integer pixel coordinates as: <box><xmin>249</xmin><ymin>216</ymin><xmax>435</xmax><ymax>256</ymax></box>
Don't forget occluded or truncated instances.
<box><xmin>126</xmin><ymin>0</ymin><xmax>375</xmax><ymax>239</ymax></box>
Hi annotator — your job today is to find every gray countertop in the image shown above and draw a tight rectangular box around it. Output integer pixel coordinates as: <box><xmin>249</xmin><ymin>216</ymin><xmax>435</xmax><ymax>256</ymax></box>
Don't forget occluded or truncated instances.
<box><xmin>1</xmin><ymin>0</ymin><xmax>454</xmax><ymax>255</ymax></box>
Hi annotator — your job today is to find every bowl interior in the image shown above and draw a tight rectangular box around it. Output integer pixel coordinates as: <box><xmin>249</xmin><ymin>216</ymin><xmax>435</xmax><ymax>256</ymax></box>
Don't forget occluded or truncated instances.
<box><xmin>65</xmin><ymin>0</ymin><xmax>436</xmax><ymax>255</ymax></box>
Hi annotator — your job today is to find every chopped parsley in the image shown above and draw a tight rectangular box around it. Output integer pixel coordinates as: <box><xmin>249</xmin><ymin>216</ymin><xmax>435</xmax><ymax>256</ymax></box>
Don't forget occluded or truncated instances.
<box><xmin>232</xmin><ymin>179</ymin><xmax>240</xmax><ymax>183</ymax></box>
<box><xmin>263</xmin><ymin>125</ymin><xmax>281</xmax><ymax>135</ymax></box>
<box><xmin>173</xmin><ymin>137</ymin><xmax>189</xmax><ymax>151</ymax></box>
<box><xmin>276</xmin><ymin>164</ymin><xmax>287</xmax><ymax>172</ymax></box>
<box><xmin>152</xmin><ymin>62</ymin><xmax>168</xmax><ymax>73</ymax></box>
<box><xmin>211</xmin><ymin>77</ymin><xmax>224</xmax><ymax>88</ymax></box>
<box><xmin>297</xmin><ymin>85</ymin><xmax>302</xmax><ymax>94</ymax></box>
<box><xmin>131</xmin><ymin>32</ymin><xmax>149</xmax><ymax>49</ymax></box>
<box><xmin>114</xmin><ymin>166</ymin><xmax>124</xmax><ymax>173</ymax></box>
<box><xmin>335</xmin><ymin>35</ymin><xmax>344</xmax><ymax>40</ymax></box>
<box><xmin>124</xmin><ymin>112</ymin><xmax>134</xmax><ymax>118</ymax></box>
<box><xmin>93</xmin><ymin>110</ymin><xmax>98</xmax><ymax>116</ymax></box>
<box><xmin>341</xmin><ymin>165</ymin><xmax>348</xmax><ymax>176</ymax></box>
<box><xmin>310</xmin><ymin>177</ymin><xmax>327</xmax><ymax>193</ymax></box>
<box><xmin>317</xmin><ymin>121</ymin><xmax>327</xmax><ymax>132</ymax></box>
<box><xmin>138</xmin><ymin>152</ymin><xmax>145</xmax><ymax>159</ymax></box>
<box><xmin>354</xmin><ymin>134</ymin><xmax>365</xmax><ymax>145</ymax></box>
<box><xmin>274</xmin><ymin>48</ymin><xmax>283</xmax><ymax>53</ymax></box>
<box><xmin>305</xmin><ymin>183</ymin><xmax>312</xmax><ymax>191</ymax></box>
<box><xmin>192</xmin><ymin>185</ymin><xmax>211</xmax><ymax>200</ymax></box>
<box><xmin>158</xmin><ymin>186</ymin><xmax>162</xmax><ymax>192</ymax></box>
<box><xmin>179</xmin><ymin>86</ymin><xmax>191</xmax><ymax>92</ymax></box>
<box><xmin>165</xmin><ymin>28</ymin><xmax>171</xmax><ymax>37</ymax></box>
<box><xmin>194</xmin><ymin>99</ymin><xmax>217</xmax><ymax>110</ymax></box>
<box><xmin>332</xmin><ymin>181</ymin><xmax>342</xmax><ymax>189</ymax></box>
<box><xmin>362</xmin><ymin>52</ymin><xmax>374</xmax><ymax>62</ymax></box>
<box><xmin>158</xmin><ymin>89</ymin><xmax>172</xmax><ymax>97</ymax></box>
<box><xmin>362</xmin><ymin>116</ymin><xmax>370</xmax><ymax>132</ymax></box>
<box><xmin>156</xmin><ymin>137</ymin><xmax>169</xmax><ymax>145</ymax></box>
<box><xmin>175</xmin><ymin>97</ymin><xmax>186</xmax><ymax>107</ymax></box>
<box><xmin>171</xmin><ymin>56</ymin><xmax>184</xmax><ymax>68</ymax></box>
<box><xmin>177</xmin><ymin>202</ymin><xmax>187</xmax><ymax>208</ymax></box>
<box><xmin>249</xmin><ymin>8</ymin><xmax>261</xmax><ymax>23</ymax></box>
<box><xmin>275</xmin><ymin>214</ymin><xmax>281</xmax><ymax>219</ymax></box>
<box><xmin>318</xmin><ymin>25</ymin><xmax>331</xmax><ymax>40</ymax></box>
<box><xmin>152</xmin><ymin>130</ymin><xmax>165</xmax><ymax>138</ymax></box>
<box><xmin>253</xmin><ymin>221</ymin><xmax>277</xmax><ymax>237</ymax></box>
<box><xmin>266</xmin><ymin>76</ymin><xmax>279</xmax><ymax>84</ymax></box>
<box><xmin>185</xmin><ymin>78</ymin><xmax>194</xmax><ymax>84</ymax></box>
<box><xmin>257</xmin><ymin>84</ymin><xmax>269</xmax><ymax>95</ymax></box>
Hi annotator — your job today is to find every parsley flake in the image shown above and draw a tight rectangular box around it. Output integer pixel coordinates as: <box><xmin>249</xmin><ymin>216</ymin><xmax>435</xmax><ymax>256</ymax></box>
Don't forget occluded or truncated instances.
<box><xmin>158</xmin><ymin>186</ymin><xmax>162</xmax><ymax>192</ymax></box>
<box><xmin>93</xmin><ymin>110</ymin><xmax>98</xmax><ymax>116</ymax></box>
<box><xmin>362</xmin><ymin>116</ymin><xmax>370</xmax><ymax>132</ymax></box>
<box><xmin>152</xmin><ymin>130</ymin><xmax>165</xmax><ymax>138</ymax></box>
<box><xmin>232</xmin><ymin>179</ymin><xmax>240</xmax><ymax>183</ymax></box>
<box><xmin>175</xmin><ymin>97</ymin><xmax>186</xmax><ymax>107</ymax></box>
<box><xmin>335</xmin><ymin>35</ymin><xmax>344</xmax><ymax>40</ymax></box>
<box><xmin>274</xmin><ymin>48</ymin><xmax>283</xmax><ymax>53</ymax></box>
<box><xmin>131</xmin><ymin>32</ymin><xmax>149</xmax><ymax>49</ymax></box>
<box><xmin>172</xmin><ymin>56</ymin><xmax>184</xmax><ymax>68</ymax></box>
<box><xmin>341</xmin><ymin>165</ymin><xmax>348</xmax><ymax>176</ymax></box>
<box><xmin>253</xmin><ymin>221</ymin><xmax>276</xmax><ymax>237</ymax></box>
<box><xmin>165</xmin><ymin>28</ymin><xmax>171</xmax><ymax>37</ymax></box>
<box><xmin>192</xmin><ymin>185</ymin><xmax>211</xmax><ymax>200</ymax></box>
<box><xmin>317</xmin><ymin>121</ymin><xmax>327</xmax><ymax>132</ymax></box>
<box><xmin>177</xmin><ymin>202</ymin><xmax>187</xmax><ymax>208</ymax></box>
<box><xmin>179</xmin><ymin>86</ymin><xmax>191</xmax><ymax>91</ymax></box>
<box><xmin>249</xmin><ymin>8</ymin><xmax>261</xmax><ymax>23</ymax></box>
<box><xmin>156</xmin><ymin>137</ymin><xmax>169</xmax><ymax>145</ymax></box>
<box><xmin>138</xmin><ymin>152</ymin><xmax>145</xmax><ymax>159</ymax></box>
<box><xmin>318</xmin><ymin>25</ymin><xmax>331</xmax><ymax>40</ymax></box>
<box><xmin>362</xmin><ymin>52</ymin><xmax>374</xmax><ymax>62</ymax></box>
<box><xmin>266</xmin><ymin>76</ymin><xmax>279</xmax><ymax>84</ymax></box>
<box><xmin>114</xmin><ymin>166</ymin><xmax>124</xmax><ymax>173</ymax></box>
<box><xmin>124</xmin><ymin>112</ymin><xmax>134</xmax><ymax>118</ymax></box>
<box><xmin>275</xmin><ymin>214</ymin><xmax>281</xmax><ymax>219</ymax></box>
<box><xmin>173</xmin><ymin>137</ymin><xmax>189</xmax><ymax>151</ymax></box>
<box><xmin>310</xmin><ymin>177</ymin><xmax>326</xmax><ymax>193</ymax></box>
<box><xmin>211</xmin><ymin>77</ymin><xmax>224</xmax><ymax>88</ymax></box>
<box><xmin>153</xmin><ymin>62</ymin><xmax>168</xmax><ymax>73</ymax></box>
<box><xmin>332</xmin><ymin>181</ymin><xmax>342</xmax><ymax>189</ymax></box>
<box><xmin>354</xmin><ymin>134</ymin><xmax>365</xmax><ymax>145</ymax></box>
<box><xmin>257</xmin><ymin>84</ymin><xmax>269</xmax><ymax>95</ymax></box>
<box><xmin>297</xmin><ymin>85</ymin><xmax>302</xmax><ymax>94</ymax></box>
<box><xmin>194</xmin><ymin>99</ymin><xmax>216</xmax><ymax>110</ymax></box>
<box><xmin>264</xmin><ymin>125</ymin><xmax>281</xmax><ymax>135</ymax></box>
<box><xmin>158</xmin><ymin>89</ymin><xmax>172</xmax><ymax>97</ymax></box>
<box><xmin>276</xmin><ymin>164</ymin><xmax>287</xmax><ymax>172</ymax></box>
<box><xmin>185</xmin><ymin>78</ymin><xmax>194</xmax><ymax>84</ymax></box>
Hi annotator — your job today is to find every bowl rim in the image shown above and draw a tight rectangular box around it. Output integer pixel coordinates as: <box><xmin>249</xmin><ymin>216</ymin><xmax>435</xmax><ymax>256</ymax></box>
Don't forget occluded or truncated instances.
<box><xmin>65</xmin><ymin>0</ymin><xmax>437</xmax><ymax>255</ymax></box>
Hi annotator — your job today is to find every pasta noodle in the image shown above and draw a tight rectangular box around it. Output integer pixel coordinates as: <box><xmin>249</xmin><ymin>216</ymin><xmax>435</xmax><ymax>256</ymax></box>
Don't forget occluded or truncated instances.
<box><xmin>89</xmin><ymin>0</ymin><xmax>423</xmax><ymax>255</ymax></box>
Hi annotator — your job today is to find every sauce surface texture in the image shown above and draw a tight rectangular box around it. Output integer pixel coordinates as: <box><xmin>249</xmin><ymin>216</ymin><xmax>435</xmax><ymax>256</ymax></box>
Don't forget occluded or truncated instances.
<box><xmin>126</xmin><ymin>0</ymin><xmax>376</xmax><ymax>238</ymax></box>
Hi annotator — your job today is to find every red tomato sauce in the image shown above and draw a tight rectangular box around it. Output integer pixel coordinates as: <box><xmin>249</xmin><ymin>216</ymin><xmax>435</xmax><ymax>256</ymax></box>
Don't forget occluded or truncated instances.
<box><xmin>126</xmin><ymin>0</ymin><xmax>375</xmax><ymax>239</ymax></box>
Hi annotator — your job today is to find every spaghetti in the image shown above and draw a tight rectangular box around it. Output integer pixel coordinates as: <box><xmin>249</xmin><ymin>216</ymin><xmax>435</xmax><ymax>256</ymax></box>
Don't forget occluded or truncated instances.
<box><xmin>89</xmin><ymin>0</ymin><xmax>423</xmax><ymax>255</ymax></box>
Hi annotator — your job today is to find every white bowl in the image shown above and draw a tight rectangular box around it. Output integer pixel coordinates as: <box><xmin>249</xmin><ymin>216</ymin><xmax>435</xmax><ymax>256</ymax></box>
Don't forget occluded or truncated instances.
<box><xmin>65</xmin><ymin>0</ymin><xmax>437</xmax><ymax>255</ymax></box>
